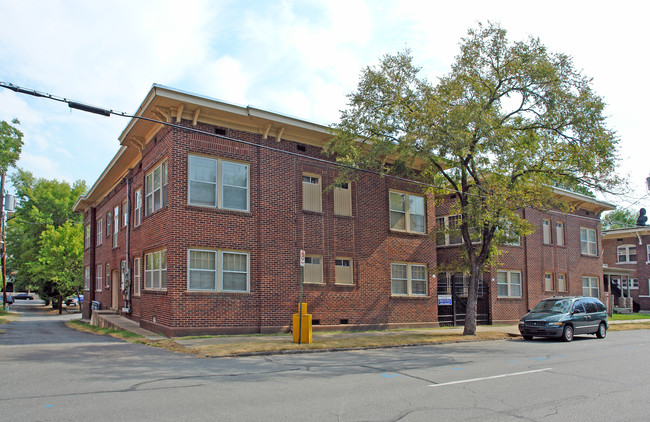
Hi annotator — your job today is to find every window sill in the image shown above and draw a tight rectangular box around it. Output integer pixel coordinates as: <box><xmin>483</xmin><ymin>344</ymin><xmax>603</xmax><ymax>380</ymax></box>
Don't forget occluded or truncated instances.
<box><xmin>302</xmin><ymin>209</ymin><xmax>323</xmax><ymax>216</ymax></box>
<box><xmin>333</xmin><ymin>283</ymin><xmax>355</xmax><ymax>287</ymax></box>
<box><xmin>186</xmin><ymin>204</ymin><xmax>252</xmax><ymax>216</ymax></box>
<box><xmin>303</xmin><ymin>282</ymin><xmax>325</xmax><ymax>286</ymax></box>
<box><xmin>497</xmin><ymin>296</ymin><xmax>523</xmax><ymax>300</ymax></box>
<box><xmin>143</xmin><ymin>289</ymin><xmax>167</xmax><ymax>294</ymax></box>
<box><xmin>390</xmin><ymin>295</ymin><xmax>429</xmax><ymax>299</ymax></box>
<box><xmin>389</xmin><ymin>229</ymin><xmax>428</xmax><ymax>237</ymax></box>
<box><xmin>334</xmin><ymin>214</ymin><xmax>354</xmax><ymax>219</ymax></box>
<box><xmin>580</xmin><ymin>254</ymin><xmax>599</xmax><ymax>258</ymax></box>
<box><xmin>616</xmin><ymin>262</ymin><xmax>637</xmax><ymax>265</ymax></box>
<box><xmin>185</xmin><ymin>290</ymin><xmax>252</xmax><ymax>296</ymax></box>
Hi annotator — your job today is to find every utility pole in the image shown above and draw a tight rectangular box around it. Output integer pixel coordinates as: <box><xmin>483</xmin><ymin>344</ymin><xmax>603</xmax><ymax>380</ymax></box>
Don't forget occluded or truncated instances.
<box><xmin>1</xmin><ymin>171</ymin><xmax>7</xmax><ymax>309</ymax></box>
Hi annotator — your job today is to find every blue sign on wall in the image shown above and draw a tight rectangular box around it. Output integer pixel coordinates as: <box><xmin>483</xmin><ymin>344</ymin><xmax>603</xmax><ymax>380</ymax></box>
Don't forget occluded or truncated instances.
<box><xmin>438</xmin><ymin>295</ymin><xmax>452</xmax><ymax>306</ymax></box>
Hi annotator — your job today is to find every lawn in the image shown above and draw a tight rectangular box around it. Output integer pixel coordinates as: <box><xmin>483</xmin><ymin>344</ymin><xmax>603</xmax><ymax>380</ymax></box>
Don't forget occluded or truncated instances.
<box><xmin>611</xmin><ymin>313</ymin><xmax>650</xmax><ymax>321</ymax></box>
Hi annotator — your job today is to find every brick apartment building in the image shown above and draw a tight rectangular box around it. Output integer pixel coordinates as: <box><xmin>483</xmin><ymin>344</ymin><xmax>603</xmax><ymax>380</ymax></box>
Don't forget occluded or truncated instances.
<box><xmin>75</xmin><ymin>85</ymin><xmax>614</xmax><ymax>335</ymax></box>
<box><xmin>602</xmin><ymin>225</ymin><xmax>650</xmax><ymax>313</ymax></box>
<box><xmin>435</xmin><ymin>189</ymin><xmax>614</xmax><ymax>324</ymax></box>
<box><xmin>74</xmin><ymin>85</ymin><xmax>438</xmax><ymax>336</ymax></box>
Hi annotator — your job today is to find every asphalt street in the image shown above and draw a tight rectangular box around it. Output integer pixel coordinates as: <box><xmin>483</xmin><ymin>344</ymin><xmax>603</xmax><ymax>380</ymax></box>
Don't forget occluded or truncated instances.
<box><xmin>2</xmin><ymin>302</ymin><xmax>649</xmax><ymax>421</ymax></box>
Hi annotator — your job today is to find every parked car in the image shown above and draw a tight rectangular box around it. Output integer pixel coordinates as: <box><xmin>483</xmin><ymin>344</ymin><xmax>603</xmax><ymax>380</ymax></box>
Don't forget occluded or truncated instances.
<box><xmin>64</xmin><ymin>295</ymin><xmax>83</xmax><ymax>306</ymax></box>
<box><xmin>12</xmin><ymin>293</ymin><xmax>34</xmax><ymax>300</ymax></box>
<box><xmin>519</xmin><ymin>296</ymin><xmax>608</xmax><ymax>342</ymax></box>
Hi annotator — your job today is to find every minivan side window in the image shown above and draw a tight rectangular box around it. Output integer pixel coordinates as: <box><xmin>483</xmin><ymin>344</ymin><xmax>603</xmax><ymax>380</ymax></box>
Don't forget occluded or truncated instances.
<box><xmin>583</xmin><ymin>300</ymin><xmax>597</xmax><ymax>313</ymax></box>
<box><xmin>573</xmin><ymin>302</ymin><xmax>586</xmax><ymax>313</ymax></box>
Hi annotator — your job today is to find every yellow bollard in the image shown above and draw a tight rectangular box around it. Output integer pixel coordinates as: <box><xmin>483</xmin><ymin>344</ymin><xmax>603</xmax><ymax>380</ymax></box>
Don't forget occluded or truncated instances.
<box><xmin>292</xmin><ymin>303</ymin><xmax>312</xmax><ymax>344</ymax></box>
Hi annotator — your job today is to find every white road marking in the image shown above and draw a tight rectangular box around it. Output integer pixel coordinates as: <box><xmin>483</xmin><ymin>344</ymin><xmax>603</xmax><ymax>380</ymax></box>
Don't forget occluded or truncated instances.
<box><xmin>429</xmin><ymin>368</ymin><xmax>552</xmax><ymax>387</ymax></box>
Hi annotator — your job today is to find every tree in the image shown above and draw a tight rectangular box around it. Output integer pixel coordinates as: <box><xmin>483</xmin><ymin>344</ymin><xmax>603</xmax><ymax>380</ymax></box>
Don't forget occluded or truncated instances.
<box><xmin>601</xmin><ymin>208</ymin><xmax>636</xmax><ymax>230</ymax></box>
<box><xmin>6</xmin><ymin>170</ymin><xmax>87</xmax><ymax>301</ymax></box>
<box><xmin>327</xmin><ymin>22</ymin><xmax>620</xmax><ymax>335</ymax></box>
<box><xmin>32</xmin><ymin>222</ymin><xmax>83</xmax><ymax>314</ymax></box>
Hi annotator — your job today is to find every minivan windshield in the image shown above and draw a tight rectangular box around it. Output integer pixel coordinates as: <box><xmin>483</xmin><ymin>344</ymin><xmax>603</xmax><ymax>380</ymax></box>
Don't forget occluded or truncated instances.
<box><xmin>531</xmin><ymin>299</ymin><xmax>572</xmax><ymax>314</ymax></box>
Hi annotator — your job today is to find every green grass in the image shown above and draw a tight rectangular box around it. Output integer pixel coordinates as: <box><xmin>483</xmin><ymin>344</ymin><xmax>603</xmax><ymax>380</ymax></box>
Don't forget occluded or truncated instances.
<box><xmin>611</xmin><ymin>313</ymin><xmax>650</xmax><ymax>321</ymax></box>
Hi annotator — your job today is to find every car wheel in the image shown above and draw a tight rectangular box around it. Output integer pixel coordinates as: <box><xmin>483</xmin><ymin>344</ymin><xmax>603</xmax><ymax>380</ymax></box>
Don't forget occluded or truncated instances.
<box><xmin>522</xmin><ymin>335</ymin><xmax>533</xmax><ymax>341</ymax></box>
<box><xmin>561</xmin><ymin>325</ymin><xmax>574</xmax><ymax>342</ymax></box>
<box><xmin>596</xmin><ymin>323</ymin><xmax>607</xmax><ymax>339</ymax></box>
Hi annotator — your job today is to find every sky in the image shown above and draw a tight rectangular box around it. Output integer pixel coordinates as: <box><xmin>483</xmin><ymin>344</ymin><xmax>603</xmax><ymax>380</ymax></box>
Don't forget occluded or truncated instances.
<box><xmin>0</xmin><ymin>0</ymin><xmax>648</xmax><ymax>213</ymax></box>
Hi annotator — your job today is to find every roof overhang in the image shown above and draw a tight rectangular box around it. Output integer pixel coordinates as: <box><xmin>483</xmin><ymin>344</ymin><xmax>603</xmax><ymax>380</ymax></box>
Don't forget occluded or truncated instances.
<box><xmin>552</xmin><ymin>187</ymin><xmax>616</xmax><ymax>215</ymax></box>
<box><xmin>74</xmin><ymin>84</ymin><xmax>334</xmax><ymax>213</ymax></box>
<box><xmin>602</xmin><ymin>226</ymin><xmax>650</xmax><ymax>241</ymax></box>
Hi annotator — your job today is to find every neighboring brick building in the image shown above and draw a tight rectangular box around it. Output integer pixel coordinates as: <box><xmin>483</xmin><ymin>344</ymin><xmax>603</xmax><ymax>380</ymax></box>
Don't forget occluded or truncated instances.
<box><xmin>74</xmin><ymin>85</ymin><xmax>438</xmax><ymax>336</ymax></box>
<box><xmin>602</xmin><ymin>226</ymin><xmax>650</xmax><ymax>313</ymax></box>
<box><xmin>435</xmin><ymin>189</ymin><xmax>614</xmax><ymax>324</ymax></box>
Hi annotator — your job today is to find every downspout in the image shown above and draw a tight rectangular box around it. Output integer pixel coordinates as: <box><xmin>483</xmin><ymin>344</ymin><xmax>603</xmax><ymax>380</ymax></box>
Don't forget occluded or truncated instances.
<box><xmin>522</xmin><ymin>208</ymin><xmax>529</xmax><ymax>312</ymax></box>
<box><xmin>123</xmin><ymin>176</ymin><xmax>132</xmax><ymax>313</ymax></box>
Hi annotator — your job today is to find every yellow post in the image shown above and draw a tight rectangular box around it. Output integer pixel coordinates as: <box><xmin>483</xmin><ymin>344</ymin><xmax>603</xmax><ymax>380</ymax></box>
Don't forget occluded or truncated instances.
<box><xmin>293</xmin><ymin>303</ymin><xmax>312</xmax><ymax>344</ymax></box>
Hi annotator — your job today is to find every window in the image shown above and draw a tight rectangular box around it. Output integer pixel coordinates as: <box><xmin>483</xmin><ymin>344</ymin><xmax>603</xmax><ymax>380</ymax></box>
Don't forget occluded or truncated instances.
<box><xmin>617</xmin><ymin>245</ymin><xmax>637</xmax><ymax>264</ymax></box>
<box><xmin>647</xmin><ymin>245</ymin><xmax>650</xmax><ymax>263</ymax></box>
<box><xmin>84</xmin><ymin>225</ymin><xmax>90</xmax><ymax>249</ymax></box>
<box><xmin>134</xmin><ymin>189</ymin><xmax>142</xmax><ymax>227</ymax></box>
<box><xmin>389</xmin><ymin>191</ymin><xmax>425</xmax><ymax>233</ymax></box>
<box><xmin>145</xmin><ymin>250</ymin><xmax>167</xmax><ymax>290</ymax></box>
<box><xmin>304</xmin><ymin>255</ymin><xmax>323</xmax><ymax>284</ymax></box>
<box><xmin>95</xmin><ymin>265</ymin><xmax>102</xmax><ymax>291</ymax></box>
<box><xmin>391</xmin><ymin>263</ymin><xmax>427</xmax><ymax>296</ymax></box>
<box><xmin>580</xmin><ymin>227</ymin><xmax>597</xmax><ymax>256</ymax></box>
<box><xmin>120</xmin><ymin>260</ymin><xmax>126</xmax><ymax>290</ymax></box>
<box><xmin>582</xmin><ymin>276</ymin><xmax>599</xmax><ymax>297</ymax></box>
<box><xmin>96</xmin><ymin>219</ymin><xmax>103</xmax><ymax>246</ymax></box>
<box><xmin>113</xmin><ymin>205</ymin><xmax>119</xmax><ymax>248</ymax></box>
<box><xmin>106</xmin><ymin>213</ymin><xmax>111</xmax><ymax>238</ymax></box>
<box><xmin>133</xmin><ymin>258</ymin><xmax>141</xmax><ymax>296</ymax></box>
<box><xmin>146</xmin><ymin>161</ymin><xmax>168</xmax><ymax>215</ymax></box>
<box><xmin>436</xmin><ymin>215</ymin><xmax>462</xmax><ymax>245</ymax></box>
<box><xmin>556</xmin><ymin>222</ymin><xmax>564</xmax><ymax>246</ymax></box>
<box><xmin>105</xmin><ymin>263</ymin><xmax>110</xmax><ymax>288</ymax></box>
<box><xmin>188</xmin><ymin>155</ymin><xmax>249</xmax><ymax>211</ymax></box>
<box><xmin>335</xmin><ymin>258</ymin><xmax>353</xmax><ymax>285</ymax></box>
<box><xmin>84</xmin><ymin>266</ymin><xmax>90</xmax><ymax>290</ymax></box>
<box><xmin>122</xmin><ymin>200</ymin><xmax>128</xmax><ymax>228</ymax></box>
<box><xmin>558</xmin><ymin>273</ymin><xmax>567</xmax><ymax>292</ymax></box>
<box><xmin>187</xmin><ymin>249</ymin><xmax>249</xmax><ymax>292</ymax></box>
<box><xmin>621</xmin><ymin>278</ymin><xmax>639</xmax><ymax>289</ymax></box>
<box><xmin>497</xmin><ymin>270</ymin><xmax>522</xmax><ymax>298</ymax></box>
<box><xmin>302</xmin><ymin>174</ymin><xmax>322</xmax><ymax>212</ymax></box>
<box><xmin>334</xmin><ymin>183</ymin><xmax>352</xmax><ymax>216</ymax></box>
<box><xmin>542</xmin><ymin>220</ymin><xmax>551</xmax><ymax>245</ymax></box>
<box><xmin>544</xmin><ymin>273</ymin><xmax>553</xmax><ymax>291</ymax></box>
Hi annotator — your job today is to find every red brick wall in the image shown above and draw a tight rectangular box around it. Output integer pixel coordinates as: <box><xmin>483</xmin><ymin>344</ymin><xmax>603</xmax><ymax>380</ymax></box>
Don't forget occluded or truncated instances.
<box><xmin>602</xmin><ymin>233</ymin><xmax>650</xmax><ymax>312</ymax></box>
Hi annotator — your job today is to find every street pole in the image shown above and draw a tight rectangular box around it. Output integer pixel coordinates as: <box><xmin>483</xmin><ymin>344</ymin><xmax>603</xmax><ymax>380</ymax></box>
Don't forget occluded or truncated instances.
<box><xmin>1</xmin><ymin>171</ymin><xmax>6</xmax><ymax>309</ymax></box>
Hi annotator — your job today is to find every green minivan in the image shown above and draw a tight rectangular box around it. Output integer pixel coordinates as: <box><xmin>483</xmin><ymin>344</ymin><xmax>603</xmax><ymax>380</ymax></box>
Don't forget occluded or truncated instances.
<box><xmin>518</xmin><ymin>296</ymin><xmax>608</xmax><ymax>342</ymax></box>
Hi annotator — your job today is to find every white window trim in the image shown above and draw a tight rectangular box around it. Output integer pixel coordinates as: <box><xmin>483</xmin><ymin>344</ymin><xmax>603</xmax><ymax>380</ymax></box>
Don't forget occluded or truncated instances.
<box><xmin>390</xmin><ymin>263</ymin><xmax>428</xmax><ymax>297</ymax></box>
<box><xmin>556</xmin><ymin>222</ymin><xmax>565</xmax><ymax>246</ymax></box>
<box><xmin>96</xmin><ymin>219</ymin><xmax>103</xmax><ymax>246</ymax></box>
<box><xmin>558</xmin><ymin>273</ymin><xmax>567</xmax><ymax>292</ymax></box>
<box><xmin>302</xmin><ymin>173</ymin><xmax>322</xmax><ymax>213</ymax></box>
<box><xmin>122</xmin><ymin>200</ymin><xmax>128</xmax><ymax>228</ymax></box>
<box><xmin>95</xmin><ymin>265</ymin><xmax>102</xmax><ymax>291</ymax></box>
<box><xmin>497</xmin><ymin>270</ymin><xmax>522</xmax><ymax>298</ymax></box>
<box><xmin>620</xmin><ymin>278</ymin><xmax>639</xmax><ymax>290</ymax></box>
<box><xmin>647</xmin><ymin>245</ymin><xmax>650</xmax><ymax>264</ymax></box>
<box><xmin>120</xmin><ymin>260</ymin><xmax>126</xmax><ymax>291</ymax></box>
<box><xmin>113</xmin><ymin>205</ymin><xmax>119</xmax><ymax>248</ymax></box>
<box><xmin>84</xmin><ymin>225</ymin><xmax>90</xmax><ymax>249</ymax></box>
<box><xmin>542</xmin><ymin>220</ymin><xmax>552</xmax><ymax>245</ymax></box>
<box><xmin>144</xmin><ymin>250</ymin><xmax>167</xmax><ymax>291</ymax></box>
<box><xmin>617</xmin><ymin>244</ymin><xmax>637</xmax><ymax>264</ymax></box>
<box><xmin>84</xmin><ymin>266</ymin><xmax>90</xmax><ymax>291</ymax></box>
<box><xmin>188</xmin><ymin>155</ymin><xmax>250</xmax><ymax>212</ymax></box>
<box><xmin>133</xmin><ymin>258</ymin><xmax>141</xmax><ymax>296</ymax></box>
<box><xmin>544</xmin><ymin>272</ymin><xmax>553</xmax><ymax>292</ymax></box>
<box><xmin>334</xmin><ymin>257</ymin><xmax>354</xmax><ymax>285</ymax></box>
<box><xmin>304</xmin><ymin>255</ymin><xmax>324</xmax><ymax>284</ymax></box>
<box><xmin>187</xmin><ymin>249</ymin><xmax>250</xmax><ymax>293</ymax></box>
<box><xmin>582</xmin><ymin>276</ymin><xmax>600</xmax><ymax>297</ymax></box>
<box><xmin>145</xmin><ymin>160</ymin><xmax>168</xmax><ymax>216</ymax></box>
<box><xmin>389</xmin><ymin>191</ymin><xmax>426</xmax><ymax>234</ymax></box>
<box><xmin>134</xmin><ymin>189</ymin><xmax>142</xmax><ymax>227</ymax></box>
<box><xmin>580</xmin><ymin>227</ymin><xmax>598</xmax><ymax>256</ymax></box>
<box><xmin>436</xmin><ymin>214</ymin><xmax>463</xmax><ymax>246</ymax></box>
<box><xmin>105</xmin><ymin>263</ymin><xmax>111</xmax><ymax>288</ymax></box>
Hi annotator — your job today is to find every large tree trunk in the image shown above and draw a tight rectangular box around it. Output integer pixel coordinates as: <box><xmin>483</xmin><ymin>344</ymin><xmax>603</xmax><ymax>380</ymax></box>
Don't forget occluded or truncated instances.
<box><xmin>463</xmin><ymin>262</ymin><xmax>480</xmax><ymax>335</ymax></box>
<box><xmin>58</xmin><ymin>294</ymin><xmax>63</xmax><ymax>315</ymax></box>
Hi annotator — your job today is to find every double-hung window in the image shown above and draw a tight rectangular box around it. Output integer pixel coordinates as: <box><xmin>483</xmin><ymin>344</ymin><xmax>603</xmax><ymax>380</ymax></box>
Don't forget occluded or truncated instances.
<box><xmin>391</xmin><ymin>263</ymin><xmax>427</xmax><ymax>296</ymax></box>
<box><xmin>334</xmin><ymin>183</ymin><xmax>352</xmax><ymax>216</ymax></box>
<box><xmin>544</xmin><ymin>273</ymin><xmax>553</xmax><ymax>291</ymax></box>
<box><xmin>96</xmin><ymin>219</ymin><xmax>103</xmax><ymax>246</ymax></box>
<box><xmin>188</xmin><ymin>155</ymin><xmax>249</xmax><ymax>211</ymax></box>
<box><xmin>436</xmin><ymin>215</ymin><xmax>462</xmax><ymax>245</ymax></box>
<box><xmin>134</xmin><ymin>189</ymin><xmax>142</xmax><ymax>227</ymax></box>
<box><xmin>582</xmin><ymin>276</ymin><xmax>599</xmax><ymax>297</ymax></box>
<box><xmin>335</xmin><ymin>258</ymin><xmax>353</xmax><ymax>285</ymax></box>
<box><xmin>113</xmin><ymin>205</ymin><xmax>119</xmax><ymax>248</ymax></box>
<box><xmin>304</xmin><ymin>255</ymin><xmax>323</xmax><ymax>284</ymax></box>
<box><xmin>120</xmin><ymin>260</ymin><xmax>126</xmax><ymax>290</ymax></box>
<box><xmin>556</xmin><ymin>222</ymin><xmax>565</xmax><ymax>246</ymax></box>
<box><xmin>84</xmin><ymin>266</ymin><xmax>90</xmax><ymax>290</ymax></box>
<box><xmin>122</xmin><ymin>200</ymin><xmax>128</xmax><ymax>228</ymax></box>
<box><xmin>133</xmin><ymin>258</ymin><xmax>141</xmax><ymax>296</ymax></box>
<box><xmin>558</xmin><ymin>273</ymin><xmax>567</xmax><ymax>292</ymax></box>
<box><xmin>105</xmin><ymin>263</ymin><xmax>110</xmax><ymax>288</ymax></box>
<box><xmin>95</xmin><ymin>265</ymin><xmax>102</xmax><ymax>291</ymax></box>
<box><xmin>188</xmin><ymin>249</ymin><xmax>249</xmax><ymax>292</ymax></box>
<box><xmin>647</xmin><ymin>245</ymin><xmax>650</xmax><ymax>263</ymax></box>
<box><xmin>542</xmin><ymin>220</ymin><xmax>551</xmax><ymax>244</ymax></box>
<box><xmin>497</xmin><ymin>270</ymin><xmax>522</xmax><ymax>298</ymax></box>
<box><xmin>302</xmin><ymin>175</ymin><xmax>322</xmax><ymax>212</ymax></box>
<box><xmin>84</xmin><ymin>225</ymin><xmax>90</xmax><ymax>249</ymax></box>
<box><xmin>146</xmin><ymin>161</ymin><xmax>168</xmax><ymax>216</ymax></box>
<box><xmin>617</xmin><ymin>245</ymin><xmax>637</xmax><ymax>263</ymax></box>
<box><xmin>580</xmin><ymin>227</ymin><xmax>597</xmax><ymax>256</ymax></box>
<box><xmin>389</xmin><ymin>191</ymin><xmax>426</xmax><ymax>234</ymax></box>
<box><xmin>145</xmin><ymin>250</ymin><xmax>167</xmax><ymax>290</ymax></box>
